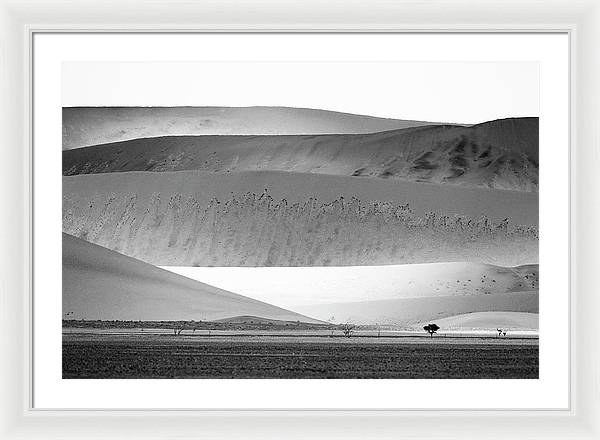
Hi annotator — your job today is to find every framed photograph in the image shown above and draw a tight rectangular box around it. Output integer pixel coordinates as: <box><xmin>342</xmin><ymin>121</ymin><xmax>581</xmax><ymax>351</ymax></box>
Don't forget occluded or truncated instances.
<box><xmin>1</xmin><ymin>0</ymin><xmax>598</xmax><ymax>439</ymax></box>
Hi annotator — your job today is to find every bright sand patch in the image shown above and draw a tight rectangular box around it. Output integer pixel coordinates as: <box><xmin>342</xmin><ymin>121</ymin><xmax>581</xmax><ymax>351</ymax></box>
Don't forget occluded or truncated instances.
<box><xmin>161</xmin><ymin>263</ymin><xmax>538</xmax><ymax>308</ymax></box>
<box><xmin>414</xmin><ymin>311</ymin><xmax>538</xmax><ymax>331</ymax></box>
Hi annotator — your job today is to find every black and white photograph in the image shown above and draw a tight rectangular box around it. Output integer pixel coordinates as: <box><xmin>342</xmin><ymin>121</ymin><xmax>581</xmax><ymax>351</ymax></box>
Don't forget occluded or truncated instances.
<box><xmin>3</xmin><ymin>1</ymin><xmax>597</xmax><ymax>435</ymax></box>
<box><xmin>61</xmin><ymin>60</ymin><xmax>539</xmax><ymax>379</ymax></box>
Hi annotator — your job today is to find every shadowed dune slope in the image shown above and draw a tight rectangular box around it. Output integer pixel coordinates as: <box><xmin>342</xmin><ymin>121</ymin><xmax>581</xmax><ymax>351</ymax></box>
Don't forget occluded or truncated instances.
<box><xmin>63</xmin><ymin>170</ymin><xmax>538</xmax><ymax>267</ymax></box>
<box><xmin>63</xmin><ymin>106</ymin><xmax>441</xmax><ymax>150</ymax></box>
<box><xmin>62</xmin><ymin>232</ymin><xmax>323</xmax><ymax>323</ymax></box>
<box><xmin>63</xmin><ymin>117</ymin><xmax>538</xmax><ymax>192</ymax></box>
<box><xmin>293</xmin><ymin>291</ymin><xmax>539</xmax><ymax>326</ymax></box>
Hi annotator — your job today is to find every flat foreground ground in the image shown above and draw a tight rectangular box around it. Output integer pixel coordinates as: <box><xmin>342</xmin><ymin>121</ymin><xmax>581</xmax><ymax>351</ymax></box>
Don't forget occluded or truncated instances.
<box><xmin>63</xmin><ymin>333</ymin><xmax>538</xmax><ymax>379</ymax></box>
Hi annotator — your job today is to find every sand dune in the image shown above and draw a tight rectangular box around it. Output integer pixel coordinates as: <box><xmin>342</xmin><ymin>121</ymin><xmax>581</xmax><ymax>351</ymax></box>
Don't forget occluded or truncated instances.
<box><xmin>62</xmin><ymin>232</ymin><xmax>322</xmax><ymax>323</ymax></box>
<box><xmin>161</xmin><ymin>263</ymin><xmax>538</xmax><ymax>308</ymax></box>
<box><xmin>63</xmin><ymin>106</ymin><xmax>440</xmax><ymax>150</ymax></box>
<box><xmin>293</xmin><ymin>291</ymin><xmax>539</xmax><ymax>326</ymax></box>
<box><xmin>413</xmin><ymin>312</ymin><xmax>538</xmax><ymax>331</ymax></box>
<box><xmin>63</xmin><ymin>170</ymin><xmax>538</xmax><ymax>267</ymax></box>
<box><xmin>63</xmin><ymin>169</ymin><xmax>538</xmax><ymax>224</ymax></box>
<box><xmin>63</xmin><ymin>117</ymin><xmax>538</xmax><ymax>192</ymax></box>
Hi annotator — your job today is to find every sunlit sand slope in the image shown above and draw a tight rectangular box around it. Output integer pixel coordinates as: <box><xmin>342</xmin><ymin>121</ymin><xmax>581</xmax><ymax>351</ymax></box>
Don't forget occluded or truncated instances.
<box><xmin>62</xmin><ymin>233</ymin><xmax>323</xmax><ymax>323</ymax></box>
<box><xmin>162</xmin><ymin>263</ymin><xmax>538</xmax><ymax>308</ymax></box>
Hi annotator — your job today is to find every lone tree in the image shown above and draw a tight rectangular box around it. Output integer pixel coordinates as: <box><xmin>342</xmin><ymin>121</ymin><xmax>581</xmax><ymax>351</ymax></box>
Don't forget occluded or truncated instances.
<box><xmin>423</xmin><ymin>323</ymin><xmax>440</xmax><ymax>338</ymax></box>
<box><xmin>340</xmin><ymin>322</ymin><xmax>356</xmax><ymax>338</ymax></box>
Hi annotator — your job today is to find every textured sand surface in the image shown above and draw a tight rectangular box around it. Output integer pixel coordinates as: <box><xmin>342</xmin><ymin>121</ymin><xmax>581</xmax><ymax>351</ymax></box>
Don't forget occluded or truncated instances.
<box><xmin>63</xmin><ymin>117</ymin><xmax>538</xmax><ymax>192</ymax></box>
<box><xmin>62</xmin><ymin>232</ymin><xmax>322</xmax><ymax>323</ymax></box>
<box><xmin>63</xmin><ymin>106</ymin><xmax>440</xmax><ymax>150</ymax></box>
<box><xmin>63</xmin><ymin>171</ymin><xmax>538</xmax><ymax>267</ymax></box>
<box><xmin>63</xmin><ymin>169</ymin><xmax>538</xmax><ymax>224</ymax></box>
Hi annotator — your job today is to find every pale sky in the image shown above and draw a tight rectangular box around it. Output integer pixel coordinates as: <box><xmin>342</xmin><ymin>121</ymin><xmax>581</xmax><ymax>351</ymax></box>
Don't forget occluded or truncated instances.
<box><xmin>63</xmin><ymin>61</ymin><xmax>538</xmax><ymax>125</ymax></box>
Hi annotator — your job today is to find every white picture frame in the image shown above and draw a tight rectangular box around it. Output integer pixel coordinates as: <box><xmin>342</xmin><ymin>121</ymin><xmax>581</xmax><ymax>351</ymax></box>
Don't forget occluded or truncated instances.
<box><xmin>1</xmin><ymin>0</ymin><xmax>598</xmax><ymax>438</ymax></box>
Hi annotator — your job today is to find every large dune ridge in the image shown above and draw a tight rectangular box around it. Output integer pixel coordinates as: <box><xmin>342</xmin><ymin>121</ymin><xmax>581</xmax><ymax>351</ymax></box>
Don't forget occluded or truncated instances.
<box><xmin>293</xmin><ymin>291</ymin><xmax>539</xmax><ymax>326</ymax></box>
<box><xmin>161</xmin><ymin>262</ymin><xmax>538</xmax><ymax>308</ymax></box>
<box><xmin>62</xmin><ymin>232</ymin><xmax>323</xmax><ymax>323</ymax></box>
<box><xmin>63</xmin><ymin>106</ymin><xmax>442</xmax><ymax>150</ymax></box>
<box><xmin>63</xmin><ymin>171</ymin><xmax>538</xmax><ymax>267</ymax></box>
<box><xmin>63</xmin><ymin>117</ymin><xmax>538</xmax><ymax>192</ymax></box>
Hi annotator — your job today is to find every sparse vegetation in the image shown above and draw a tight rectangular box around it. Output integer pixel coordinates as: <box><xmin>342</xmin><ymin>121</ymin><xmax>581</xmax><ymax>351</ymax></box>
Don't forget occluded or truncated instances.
<box><xmin>340</xmin><ymin>322</ymin><xmax>356</xmax><ymax>338</ymax></box>
<box><xmin>62</xmin><ymin>319</ymin><xmax>330</xmax><ymax>332</ymax></box>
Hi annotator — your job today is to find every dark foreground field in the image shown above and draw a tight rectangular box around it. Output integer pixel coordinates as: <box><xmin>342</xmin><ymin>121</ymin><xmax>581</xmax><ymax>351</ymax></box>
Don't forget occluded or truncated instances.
<box><xmin>63</xmin><ymin>334</ymin><xmax>538</xmax><ymax>379</ymax></box>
